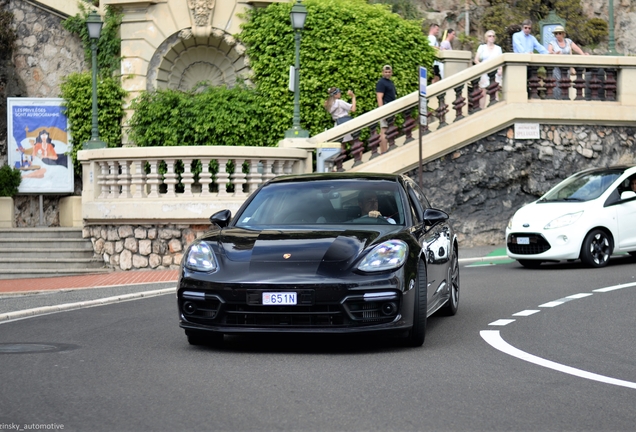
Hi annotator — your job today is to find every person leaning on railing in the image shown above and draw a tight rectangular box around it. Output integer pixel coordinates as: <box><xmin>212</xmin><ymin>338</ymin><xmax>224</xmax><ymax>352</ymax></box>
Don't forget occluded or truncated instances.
<box><xmin>474</xmin><ymin>30</ymin><xmax>503</xmax><ymax>109</ymax></box>
<box><xmin>548</xmin><ymin>25</ymin><xmax>589</xmax><ymax>99</ymax></box>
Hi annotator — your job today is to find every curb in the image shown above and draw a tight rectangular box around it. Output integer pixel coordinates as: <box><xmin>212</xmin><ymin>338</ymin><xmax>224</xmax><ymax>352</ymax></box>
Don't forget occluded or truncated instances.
<box><xmin>458</xmin><ymin>255</ymin><xmax>510</xmax><ymax>264</ymax></box>
<box><xmin>0</xmin><ymin>288</ymin><xmax>176</xmax><ymax>323</ymax></box>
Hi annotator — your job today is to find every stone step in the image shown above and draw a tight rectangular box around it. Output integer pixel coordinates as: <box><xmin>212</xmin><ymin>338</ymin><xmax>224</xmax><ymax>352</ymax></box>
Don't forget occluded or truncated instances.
<box><xmin>0</xmin><ymin>268</ymin><xmax>112</xmax><ymax>280</ymax></box>
<box><xmin>0</xmin><ymin>257</ymin><xmax>105</xmax><ymax>270</ymax></box>
<box><xmin>0</xmin><ymin>248</ymin><xmax>95</xmax><ymax>259</ymax></box>
<box><xmin>0</xmin><ymin>239</ymin><xmax>94</xmax><ymax>250</ymax></box>
<box><xmin>0</xmin><ymin>228</ymin><xmax>84</xmax><ymax>240</ymax></box>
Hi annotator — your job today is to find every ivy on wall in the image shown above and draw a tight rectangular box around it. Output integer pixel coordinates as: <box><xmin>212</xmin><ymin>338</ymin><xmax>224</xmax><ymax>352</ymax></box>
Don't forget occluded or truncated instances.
<box><xmin>239</xmin><ymin>0</ymin><xmax>435</xmax><ymax>140</ymax></box>
<box><xmin>0</xmin><ymin>7</ymin><xmax>16</xmax><ymax>61</ymax></box>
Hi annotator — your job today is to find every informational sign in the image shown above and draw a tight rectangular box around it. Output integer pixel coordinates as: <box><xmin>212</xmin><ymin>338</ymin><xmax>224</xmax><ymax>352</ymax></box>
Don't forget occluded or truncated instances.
<box><xmin>419</xmin><ymin>66</ymin><xmax>427</xmax><ymax>126</ymax></box>
<box><xmin>514</xmin><ymin>123</ymin><xmax>541</xmax><ymax>139</ymax></box>
<box><xmin>541</xmin><ymin>24</ymin><xmax>560</xmax><ymax>51</ymax></box>
<box><xmin>419</xmin><ymin>66</ymin><xmax>427</xmax><ymax>97</ymax></box>
<box><xmin>7</xmin><ymin>98</ymin><xmax>74</xmax><ymax>194</ymax></box>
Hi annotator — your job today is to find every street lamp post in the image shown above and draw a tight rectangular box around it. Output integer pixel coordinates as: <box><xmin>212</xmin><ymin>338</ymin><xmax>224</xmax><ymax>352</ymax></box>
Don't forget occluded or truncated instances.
<box><xmin>84</xmin><ymin>10</ymin><xmax>107</xmax><ymax>149</ymax></box>
<box><xmin>607</xmin><ymin>0</ymin><xmax>618</xmax><ymax>55</ymax></box>
<box><xmin>285</xmin><ymin>0</ymin><xmax>309</xmax><ymax>139</ymax></box>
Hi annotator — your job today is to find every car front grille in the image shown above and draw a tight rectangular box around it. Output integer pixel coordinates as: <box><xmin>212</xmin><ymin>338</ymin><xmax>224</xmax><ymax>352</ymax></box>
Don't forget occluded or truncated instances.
<box><xmin>507</xmin><ymin>233</ymin><xmax>552</xmax><ymax>255</ymax></box>
<box><xmin>222</xmin><ymin>304</ymin><xmax>346</xmax><ymax>326</ymax></box>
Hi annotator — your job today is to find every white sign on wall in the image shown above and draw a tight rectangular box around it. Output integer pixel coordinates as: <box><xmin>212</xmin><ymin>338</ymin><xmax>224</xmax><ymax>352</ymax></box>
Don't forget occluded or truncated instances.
<box><xmin>514</xmin><ymin>123</ymin><xmax>540</xmax><ymax>140</ymax></box>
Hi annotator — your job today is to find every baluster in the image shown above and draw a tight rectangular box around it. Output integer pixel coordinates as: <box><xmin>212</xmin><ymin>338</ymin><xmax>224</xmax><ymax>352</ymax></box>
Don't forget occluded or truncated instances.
<box><xmin>333</xmin><ymin>149</ymin><xmax>346</xmax><ymax>172</ymax></box>
<box><xmin>216</xmin><ymin>158</ymin><xmax>230</xmax><ymax>197</ymax></box>
<box><xmin>350</xmin><ymin>135</ymin><xmax>365</xmax><ymax>167</ymax></box>
<box><xmin>118</xmin><ymin>160</ymin><xmax>132</xmax><ymax>198</ymax></box>
<box><xmin>262</xmin><ymin>159</ymin><xmax>276</xmax><ymax>184</ymax></box>
<box><xmin>198</xmin><ymin>158</ymin><xmax>212</xmax><ymax>196</ymax></box>
<box><xmin>401</xmin><ymin>109</ymin><xmax>415</xmax><ymax>143</ymax></box>
<box><xmin>97</xmin><ymin>161</ymin><xmax>109</xmax><ymax>199</ymax></box>
<box><xmin>468</xmin><ymin>77</ymin><xmax>482</xmax><ymax>113</ymax></box>
<box><xmin>163</xmin><ymin>159</ymin><xmax>177</xmax><ymax>197</ymax></box>
<box><xmin>107</xmin><ymin>161</ymin><xmax>119</xmax><ymax>199</ymax></box>
<box><xmin>604</xmin><ymin>68</ymin><xmax>617</xmax><ymax>101</ymax></box>
<box><xmin>589</xmin><ymin>68</ymin><xmax>601</xmax><ymax>101</ymax></box>
<box><xmin>181</xmin><ymin>158</ymin><xmax>194</xmax><ymax>197</ymax></box>
<box><xmin>273</xmin><ymin>160</ymin><xmax>284</xmax><ymax>177</ymax></box>
<box><xmin>283</xmin><ymin>160</ymin><xmax>294</xmax><ymax>175</ymax></box>
<box><xmin>596</xmin><ymin>68</ymin><xmax>606</xmax><ymax>100</ymax></box>
<box><xmin>527</xmin><ymin>66</ymin><xmax>541</xmax><ymax>100</ymax></box>
<box><xmin>556</xmin><ymin>67</ymin><xmax>572</xmax><ymax>100</ymax></box>
<box><xmin>385</xmin><ymin>116</ymin><xmax>398</xmax><ymax>152</ymax></box>
<box><xmin>435</xmin><ymin>93</ymin><xmax>448</xmax><ymax>128</ymax></box>
<box><xmin>452</xmin><ymin>84</ymin><xmax>466</xmax><ymax>121</ymax></box>
<box><xmin>486</xmin><ymin>70</ymin><xmax>500</xmax><ymax>106</ymax></box>
<box><xmin>246</xmin><ymin>159</ymin><xmax>262</xmax><ymax>194</ymax></box>
<box><xmin>146</xmin><ymin>159</ymin><xmax>160</xmax><ymax>198</ymax></box>
<box><xmin>573</xmin><ymin>67</ymin><xmax>586</xmax><ymax>100</ymax></box>
<box><xmin>543</xmin><ymin>66</ymin><xmax>556</xmax><ymax>99</ymax></box>
<box><xmin>131</xmin><ymin>160</ymin><xmax>146</xmax><ymax>198</ymax></box>
<box><xmin>367</xmin><ymin>124</ymin><xmax>381</xmax><ymax>159</ymax></box>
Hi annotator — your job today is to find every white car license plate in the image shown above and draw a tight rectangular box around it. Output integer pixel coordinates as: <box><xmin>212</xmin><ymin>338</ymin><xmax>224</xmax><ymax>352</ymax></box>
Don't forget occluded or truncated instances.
<box><xmin>262</xmin><ymin>292</ymin><xmax>297</xmax><ymax>305</ymax></box>
<box><xmin>517</xmin><ymin>237</ymin><xmax>530</xmax><ymax>245</ymax></box>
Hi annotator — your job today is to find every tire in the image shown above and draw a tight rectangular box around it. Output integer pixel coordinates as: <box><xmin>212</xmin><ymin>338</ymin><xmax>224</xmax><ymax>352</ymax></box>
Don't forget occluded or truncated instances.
<box><xmin>186</xmin><ymin>330</ymin><xmax>223</xmax><ymax>347</ymax></box>
<box><xmin>405</xmin><ymin>261</ymin><xmax>427</xmax><ymax>347</ymax></box>
<box><xmin>439</xmin><ymin>246</ymin><xmax>459</xmax><ymax>316</ymax></box>
<box><xmin>518</xmin><ymin>259</ymin><xmax>542</xmax><ymax>269</ymax></box>
<box><xmin>580</xmin><ymin>229</ymin><xmax>612</xmax><ymax>268</ymax></box>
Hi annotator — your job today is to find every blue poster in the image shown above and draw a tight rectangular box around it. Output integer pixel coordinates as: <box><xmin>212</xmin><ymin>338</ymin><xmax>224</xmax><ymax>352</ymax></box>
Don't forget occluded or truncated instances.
<box><xmin>7</xmin><ymin>98</ymin><xmax>74</xmax><ymax>194</ymax></box>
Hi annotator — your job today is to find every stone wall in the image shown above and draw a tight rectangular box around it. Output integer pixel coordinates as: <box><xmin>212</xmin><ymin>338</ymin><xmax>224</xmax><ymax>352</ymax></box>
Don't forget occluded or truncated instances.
<box><xmin>407</xmin><ymin>124</ymin><xmax>636</xmax><ymax>248</ymax></box>
<box><xmin>1</xmin><ymin>0</ymin><xmax>85</xmax><ymax>227</ymax></box>
<box><xmin>83</xmin><ymin>224</ymin><xmax>212</xmax><ymax>271</ymax></box>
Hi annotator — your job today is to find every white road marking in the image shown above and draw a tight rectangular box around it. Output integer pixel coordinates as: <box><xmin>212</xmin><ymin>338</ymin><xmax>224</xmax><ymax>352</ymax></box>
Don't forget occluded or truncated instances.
<box><xmin>566</xmin><ymin>293</ymin><xmax>593</xmax><ymax>299</ymax></box>
<box><xmin>593</xmin><ymin>281</ymin><xmax>636</xmax><ymax>292</ymax></box>
<box><xmin>538</xmin><ymin>300</ymin><xmax>564</xmax><ymax>307</ymax></box>
<box><xmin>481</xmin><ymin>330</ymin><xmax>636</xmax><ymax>390</ymax></box>
<box><xmin>488</xmin><ymin>319</ymin><xmax>516</xmax><ymax>326</ymax></box>
<box><xmin>512</xmin><ymin>310</ymin><xmax>540</xmax><ymax>317</ymax></box>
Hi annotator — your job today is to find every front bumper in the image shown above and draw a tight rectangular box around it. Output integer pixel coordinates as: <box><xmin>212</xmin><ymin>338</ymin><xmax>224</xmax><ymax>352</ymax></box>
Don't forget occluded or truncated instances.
<box><xmin>506</xmin><ymin>228</ymin><xmax>585</xmax><ymax>260</ymax></box>
<box><xmin>177</xmin><ymin>276</ymin><xmax>413</xmax><ymax>334</ymax></box>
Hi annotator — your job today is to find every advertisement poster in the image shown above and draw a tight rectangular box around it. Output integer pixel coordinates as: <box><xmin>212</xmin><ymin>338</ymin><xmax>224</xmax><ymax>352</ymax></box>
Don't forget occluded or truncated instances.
<box><xmin>7</xmin><ymin>98</ymin><xmax>74</xmax><ymax>194</ymax></box>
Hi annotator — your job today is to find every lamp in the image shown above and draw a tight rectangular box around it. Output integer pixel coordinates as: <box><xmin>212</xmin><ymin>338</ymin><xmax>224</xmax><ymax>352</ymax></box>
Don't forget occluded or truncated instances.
<box><xmin>83</xmin><ymin>10</ymin><xmax>107</xmax><ymax>149</ymax></box>
<box><xmin>284</xmin><ymin>0</ymin><xmax>309</xmax><ymax>139</ymax></box>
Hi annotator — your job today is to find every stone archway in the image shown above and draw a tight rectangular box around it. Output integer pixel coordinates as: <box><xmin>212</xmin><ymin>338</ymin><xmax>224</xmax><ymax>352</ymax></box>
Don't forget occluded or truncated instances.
<box><xmin>146</xmin><ymin>30</ymin><xmax>251</xmax><ymax>92</ymax></box>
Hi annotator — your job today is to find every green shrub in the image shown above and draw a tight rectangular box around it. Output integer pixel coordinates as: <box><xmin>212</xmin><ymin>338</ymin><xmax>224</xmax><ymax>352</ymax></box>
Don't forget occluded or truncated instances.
<box><xmin>0</xmin><ymin>165</ymin><xmax>21</xmax><ymax>197</ymax></box>
<box><xmin>583</xmin><ymin>18</ymin><xmax>608</xmax><ymax>46</ymax></box>
<box><xmin>239</xmin><ymin>0</ymin><xmax>435</xmax><ymax>138</ymax></box>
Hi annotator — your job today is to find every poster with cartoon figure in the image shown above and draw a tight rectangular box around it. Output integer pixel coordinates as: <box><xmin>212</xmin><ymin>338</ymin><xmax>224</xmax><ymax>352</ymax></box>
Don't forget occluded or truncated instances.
<box><xmin>7</xmin><ymin>98</ymin><xmax>74</xmax><ymax>194</ymax></box>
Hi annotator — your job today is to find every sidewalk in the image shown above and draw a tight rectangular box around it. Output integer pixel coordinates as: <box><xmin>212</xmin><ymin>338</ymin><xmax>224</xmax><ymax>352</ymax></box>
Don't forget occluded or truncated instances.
<box><xmin>0</xmin><ymin>245</ymin><xmax>507</xmax><ymax>295</ymax></box>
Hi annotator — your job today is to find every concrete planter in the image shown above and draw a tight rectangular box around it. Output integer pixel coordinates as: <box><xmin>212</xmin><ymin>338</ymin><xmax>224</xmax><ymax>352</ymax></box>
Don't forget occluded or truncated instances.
<box><xmin>0</xmin><ymin>197</ymin><xmax>15</xmax><ymax>228</ymax></box>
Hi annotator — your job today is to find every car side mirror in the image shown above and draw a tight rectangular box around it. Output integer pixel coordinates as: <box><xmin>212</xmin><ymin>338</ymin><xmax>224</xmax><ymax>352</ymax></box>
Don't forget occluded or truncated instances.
<box><xmin>423</xmin><ymin>208</ymin><xmax>449</xmax><ymax>225</ymax></box>
<box><xmin>210</xmin><ymin>209</ymin><xmax>232</xmax><ymax>228</ymax></box>
<box><xmin>620</xmin><ymin>191</ymin><xmax>636</xmax><ymax>200</ymax></box>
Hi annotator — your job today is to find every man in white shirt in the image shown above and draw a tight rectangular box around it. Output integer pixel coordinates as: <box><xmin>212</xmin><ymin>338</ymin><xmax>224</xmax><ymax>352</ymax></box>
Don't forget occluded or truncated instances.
<box><xmin>512</xmin><ymin>20</ymin><xmax>548</xmax><ymax>54</ymax></box>
<box><xmin>427</xmin><ymin>23</ymin><xmax>442</xmax><ymax>82</ymax></box>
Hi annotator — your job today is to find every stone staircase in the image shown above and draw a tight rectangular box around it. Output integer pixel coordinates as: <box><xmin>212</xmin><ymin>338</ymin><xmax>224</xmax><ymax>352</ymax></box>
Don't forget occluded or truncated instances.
<box><xmin>0</xmin><ymin>228</ymin><xmax>110</xmax><ymax>280</ymax></box>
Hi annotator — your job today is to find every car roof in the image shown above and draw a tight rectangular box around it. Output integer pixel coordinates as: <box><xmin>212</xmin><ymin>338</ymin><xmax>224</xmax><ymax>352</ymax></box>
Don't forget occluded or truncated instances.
<box><xmin>266</xmin><ymin>172</ymin><xmax>405</xmax><ymax>184</ymax></box>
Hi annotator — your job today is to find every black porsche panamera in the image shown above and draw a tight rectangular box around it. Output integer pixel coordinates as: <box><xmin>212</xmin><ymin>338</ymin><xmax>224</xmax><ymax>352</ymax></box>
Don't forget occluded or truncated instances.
<box><xmin>177</xmin><ymin>173</ymin><xmax>459</xmax><ymax>347</ymax></box>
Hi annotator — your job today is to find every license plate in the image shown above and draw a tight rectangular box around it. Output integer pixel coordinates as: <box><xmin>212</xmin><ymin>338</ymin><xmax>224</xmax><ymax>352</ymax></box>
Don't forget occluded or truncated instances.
<box><xmin>262</xmin><ymin>292</ymin><xmax>297</xmax><ymax>305</ymax></box>
<box><xmin>516</xmin><ymin>237</ymin><xmax>530</xmax><ymax>245</ymax></box>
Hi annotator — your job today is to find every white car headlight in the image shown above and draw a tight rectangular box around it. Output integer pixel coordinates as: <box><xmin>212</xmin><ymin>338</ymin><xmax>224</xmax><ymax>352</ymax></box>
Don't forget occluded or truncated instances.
<box><xmin>358</xmin><ymin>240</ymin><xmax>408</xmax><ymax>272</ymax></box>
<box><xmin>185</xmin><ymin>242</ymin><xmax>218</xmax><ymax>272</ymax></box>
<box><xmin>544</xmin><ymin>211</ymin><xmax>584</xmax><ymax>230</ymax></box>
<box><xmin>507</xmin><ymin>215</ymin><xmax>514</xmax><ymax>229</ymax></box>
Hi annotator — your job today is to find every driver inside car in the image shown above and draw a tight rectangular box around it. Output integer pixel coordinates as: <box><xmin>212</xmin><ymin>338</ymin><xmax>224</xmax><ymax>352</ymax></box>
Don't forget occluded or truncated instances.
<box><xmin>358</xmin><ymin>191</ymin><xmax>396</xmax><ymax>224</ymax></box>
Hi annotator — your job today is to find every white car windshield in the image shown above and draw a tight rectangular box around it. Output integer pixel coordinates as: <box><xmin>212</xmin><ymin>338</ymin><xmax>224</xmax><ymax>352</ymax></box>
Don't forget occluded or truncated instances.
<box><xmin>540</xmin><ymin>170</ymin><xmax>622</xmax><ymax>202</ymax></box>
<box><xmin>235</xmin><ymin>180</ymin><xmax>405</xmax><ymax>227</ymax></box>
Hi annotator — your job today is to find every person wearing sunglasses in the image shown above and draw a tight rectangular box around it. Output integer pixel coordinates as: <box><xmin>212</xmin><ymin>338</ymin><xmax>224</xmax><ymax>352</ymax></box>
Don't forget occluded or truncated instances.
<box><xmin>512</xmin><ymin>19</ymin><xmax>548</xmax><ymax>54</ymax></box>
<box><xmin>548</xmin><ymin>25</ymin><xmax>588</xmax><ymax>98</ymax></box>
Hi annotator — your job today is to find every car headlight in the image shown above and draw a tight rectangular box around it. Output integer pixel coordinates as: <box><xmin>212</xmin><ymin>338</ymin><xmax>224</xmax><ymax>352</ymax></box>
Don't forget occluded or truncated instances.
<box><xmin>184</xmin><ymin>242</ymin><xmax>218</xmax><ymax>272</ymax></box>
<box><xmin>507</xmin><ymin>215</ymin><xmax>514</xmax><ymax>229</ymax></box>
<box><xmin>544</xmin><ymin>211</ymin><xmax>584</xmax><ymax>230</ymax></box>
<box><xmin>358</xmin><ymin>240</ymin><xmax>408</xmax><ymax>272</ymax></box>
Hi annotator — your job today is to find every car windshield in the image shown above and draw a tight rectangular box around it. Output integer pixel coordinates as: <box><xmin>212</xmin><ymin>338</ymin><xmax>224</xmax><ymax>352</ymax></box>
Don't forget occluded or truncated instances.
<box><xmin>540</xmin><ymin>170</ymin><xmax>622</xmax><ymax>202</ymax></box>
<box><xmin>235</xmin><ymin>179</ymin><xmax>405</xmax><ymax>227</ymax></box>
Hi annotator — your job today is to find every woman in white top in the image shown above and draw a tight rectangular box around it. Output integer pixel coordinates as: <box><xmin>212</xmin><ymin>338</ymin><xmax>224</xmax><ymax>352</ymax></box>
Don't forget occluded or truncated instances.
<box><xmin>474</xmin><ymin>30</ymin><xmax>503</xmax><ymax>108</ymax></box>
<box><xmin>548</xmin><ymin>25</ymin><xmax>588</xmax><ymax>99</ymax></box>
<box><xmin>324</xmin><ymin>87</ymin><xmax>356</xmax><ymax>144</ymax></box>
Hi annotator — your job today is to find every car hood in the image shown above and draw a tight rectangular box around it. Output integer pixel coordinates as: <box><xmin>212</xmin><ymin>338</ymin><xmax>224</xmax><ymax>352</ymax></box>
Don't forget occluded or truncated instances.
<box><xmin>510</xmin><ymin>200</ymin><xmax>591</xmax><ymax>230</ymax></box>
<box><xmin>209</xmin><ymin>227</ymin><xmax>398</xmax><ymax>276</ymax></box>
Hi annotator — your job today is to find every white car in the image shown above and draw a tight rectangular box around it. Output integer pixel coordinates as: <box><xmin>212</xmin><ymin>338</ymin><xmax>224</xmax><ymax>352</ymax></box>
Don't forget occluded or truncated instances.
<box><xmin>506</xmin><ymin>165</ymin><xmax>636</xmax><ymax>268</ymax></box>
